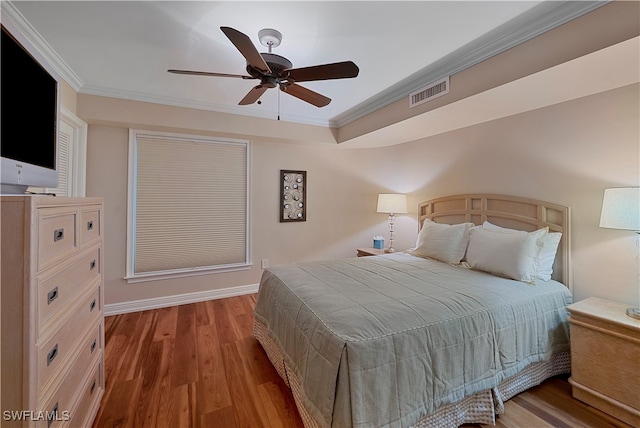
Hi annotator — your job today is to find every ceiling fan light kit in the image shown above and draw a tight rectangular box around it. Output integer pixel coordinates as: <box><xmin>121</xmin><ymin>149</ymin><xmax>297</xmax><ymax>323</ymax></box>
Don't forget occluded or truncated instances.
<box><xmin>168</xmin><ymin>26</ymin><xmax>359</xmax><ymax>109</ymax></box>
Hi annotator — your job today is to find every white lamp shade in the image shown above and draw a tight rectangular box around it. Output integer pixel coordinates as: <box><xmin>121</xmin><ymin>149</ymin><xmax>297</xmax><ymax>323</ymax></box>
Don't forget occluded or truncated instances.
<box><xmin>377</xmin><ymin>194</ymin><xmax>408</xmax><ymax>214</ymax></box>
<box><xmin>599</xmin><ymin>187</ymin><xmax>640</xmax><ymax>231</ymax></box>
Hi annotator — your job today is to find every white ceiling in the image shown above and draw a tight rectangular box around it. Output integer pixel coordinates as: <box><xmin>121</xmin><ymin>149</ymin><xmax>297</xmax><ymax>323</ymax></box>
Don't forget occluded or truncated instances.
<box><xmin>3</xmin><ymin>1</ymin><xmax>607</xmax><ymax>127</ymax></box>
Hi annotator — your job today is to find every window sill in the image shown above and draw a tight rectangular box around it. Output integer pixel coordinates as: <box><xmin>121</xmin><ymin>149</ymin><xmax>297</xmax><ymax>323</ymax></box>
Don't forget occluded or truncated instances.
<box><xmin>125</xmin><ymin>262</ymin><xmax>253</xmax><ymax>284</ymax></box>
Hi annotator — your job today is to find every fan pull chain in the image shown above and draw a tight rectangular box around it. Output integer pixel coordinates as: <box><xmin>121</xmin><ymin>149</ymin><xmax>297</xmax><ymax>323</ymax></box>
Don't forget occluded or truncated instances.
<box><xmin>277</xmin><ymin>88</ymin><xmax>281</xmax><ymax>121</ymax></box>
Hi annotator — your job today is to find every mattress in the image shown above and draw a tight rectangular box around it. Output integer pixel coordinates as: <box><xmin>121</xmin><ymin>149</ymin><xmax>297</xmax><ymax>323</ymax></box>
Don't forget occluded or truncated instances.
<box><xmin>253</xmin><ymin>253</ymin><xmax>572</xmax><ymax>427</ymax></box>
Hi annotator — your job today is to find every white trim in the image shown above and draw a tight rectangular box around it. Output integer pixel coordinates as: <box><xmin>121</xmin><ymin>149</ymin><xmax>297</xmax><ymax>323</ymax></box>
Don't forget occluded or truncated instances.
<box><xmin>126</xmin><ymin>130</ymin><xmax>137</xmax><ymax>281</ymax></box>
<box><xmin>103</xmin><ymin>283</ymin><xmax>259</xmax><ymax>316</ymax></box>
<box><xmin>57</xmin><ymin>106</ymin><xmax>88</xmax><ymax>196</ymax></box>
<box><xmin>124</xmin><ymin>262</ymin><xmax>252</xmax><ymax>284</ymax></box>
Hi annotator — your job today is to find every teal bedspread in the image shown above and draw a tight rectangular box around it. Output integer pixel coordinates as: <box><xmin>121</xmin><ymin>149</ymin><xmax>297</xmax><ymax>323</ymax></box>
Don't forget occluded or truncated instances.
<box><xmin>253</xmin><ymin>253</ymin><xmax>572</xmax><ymax>427</ymax></box>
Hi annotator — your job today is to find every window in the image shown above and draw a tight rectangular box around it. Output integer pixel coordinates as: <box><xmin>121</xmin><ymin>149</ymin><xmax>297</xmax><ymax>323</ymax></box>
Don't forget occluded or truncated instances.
<box><xmin>126</xmin><ymin>130</ymin><xmax>250</xmax><ymax>283</ymax></box>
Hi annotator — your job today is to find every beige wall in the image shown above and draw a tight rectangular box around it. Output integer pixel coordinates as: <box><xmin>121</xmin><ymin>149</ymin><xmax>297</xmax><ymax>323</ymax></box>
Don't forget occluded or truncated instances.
<box><xmin>382</xmin><ymin>83</ymin><xmax>640</xmax><ymax>306</ymax></box>
<box><xmin>81</xmin><ymin>100</ymin><xmax>392</xmax><ymax>307</ymax></box>
<box><xmin>58</xmin><ymin>80</ymin><xmax>77</xmax><ymax>114</ymax></box>
<box><xmin>82</xmin><ymin>83</ymin><xmax>639</xmax><ymax>310</ymax></box>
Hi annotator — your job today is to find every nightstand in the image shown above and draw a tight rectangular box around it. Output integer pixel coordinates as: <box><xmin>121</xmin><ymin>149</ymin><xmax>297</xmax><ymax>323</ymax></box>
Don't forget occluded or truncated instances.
<box><xmin>356</xmin><ymin>247</ymin><xmax>386</xmax><ymax>257</ymax></box>
<box><xmin>567</xmin><ymin>297</ymin><xmax>640</xmax><ymax>426</ymax></box>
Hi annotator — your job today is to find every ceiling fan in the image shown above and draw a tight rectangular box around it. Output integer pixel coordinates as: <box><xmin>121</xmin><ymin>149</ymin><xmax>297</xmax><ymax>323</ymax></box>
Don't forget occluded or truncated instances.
<box><xmin>168</xmin><ymin>27</ymin><xmax>359</xmax><ymax>108</ymax></box>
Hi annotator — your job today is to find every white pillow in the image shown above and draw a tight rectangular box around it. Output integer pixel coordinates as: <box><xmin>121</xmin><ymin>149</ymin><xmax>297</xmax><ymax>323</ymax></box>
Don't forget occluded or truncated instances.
<box><xmin>482</xmin><ymin>221</ymin><xmax>561</xmax><ymax>281</ymax></box>
<box><xmin>411</xmin><ymin>219</ymin><xmax>473</xmax><ymax>265</ymax></box>
<box><xmin>466</xmin><ymin>227</ymin><xmax>545</xmax><ymax>283</ymax></box>
<box><xmin>537</xmin><ymin>232</ymin><xmax>561</xmax><ymax>280</ymax></box>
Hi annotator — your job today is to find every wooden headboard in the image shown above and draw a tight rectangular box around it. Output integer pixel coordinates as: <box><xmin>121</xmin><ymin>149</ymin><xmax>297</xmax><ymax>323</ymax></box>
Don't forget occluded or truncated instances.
<box><xmin>418</xmin><ymin>194</ymin><xmax>571</xmax><ymax>289</ymax></box>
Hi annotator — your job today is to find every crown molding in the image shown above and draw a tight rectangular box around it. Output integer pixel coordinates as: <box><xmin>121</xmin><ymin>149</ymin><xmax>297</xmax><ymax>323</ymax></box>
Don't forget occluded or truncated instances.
<box><xmin>1</xmin><ymin>1</ymin><xmax>84</xmax><ymax>91</ymax></box>
<box><xmin>328</xmin><ymin>0</ymin><xmax>610</xmax><ymax>128</ymax></box>
<box><xmin>2</xmin><ymin>0</ymin><xmax>609</xmax><ymax>129</ymax></box>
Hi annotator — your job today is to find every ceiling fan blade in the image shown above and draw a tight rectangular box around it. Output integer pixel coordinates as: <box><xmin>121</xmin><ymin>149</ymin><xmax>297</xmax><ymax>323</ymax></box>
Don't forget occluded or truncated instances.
<box><xmin>239</xmin><ymin>85</ymin><xmax>269</xmax><ymax>105</ymax></box>
<box><xmin>220</xmin><ymin>26</ymin><xmax>271</xmax><ymax>74</ymax></box>
<box><xmin>168</xmin><ymin>69</ymin><xmax>254</xmax><ymax>79</ymax></box>
<box><xmin>281</xmin><ymin>83</ymin><xmax>331</xmax><ymax>107</ymax></box>
<box><xmin>286</xmin><ymin>61</ymin><xmax>359</xmax><ymax>82</ymax></box>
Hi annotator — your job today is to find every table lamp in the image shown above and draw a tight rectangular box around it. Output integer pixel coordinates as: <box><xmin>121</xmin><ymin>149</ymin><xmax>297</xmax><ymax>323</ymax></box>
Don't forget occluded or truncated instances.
<box><xmin>599</xmin><ymin>187</ymin><xmax>640</xmax><ymax>319</ymax></box>
<box><xmin>377</xmin><ymin>194</ymin><xmax>407</xmax><ymax>253</ymax></box>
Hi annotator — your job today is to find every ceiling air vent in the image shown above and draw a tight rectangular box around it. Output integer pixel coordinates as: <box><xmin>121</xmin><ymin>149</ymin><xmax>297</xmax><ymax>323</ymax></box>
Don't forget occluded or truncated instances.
<box><xmin>409</xmin><ymin>76</ymin><xmax>449</xmax><ymax>108</ymax></box>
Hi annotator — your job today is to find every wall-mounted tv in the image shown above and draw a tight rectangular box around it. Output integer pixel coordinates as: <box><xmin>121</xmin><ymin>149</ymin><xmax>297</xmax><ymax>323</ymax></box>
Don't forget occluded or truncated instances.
<box><xmin>1</xmin><ymin>22</ymin><xmax>59</xmax><ymax>194</ymax></box>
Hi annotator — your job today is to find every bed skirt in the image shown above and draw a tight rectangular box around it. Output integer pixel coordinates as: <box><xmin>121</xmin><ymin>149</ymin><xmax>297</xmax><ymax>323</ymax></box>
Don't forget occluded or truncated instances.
<box><xmin>253</xmin><ymin>318</ymin><xmax>570</xmax><ymax>428</ymax></box>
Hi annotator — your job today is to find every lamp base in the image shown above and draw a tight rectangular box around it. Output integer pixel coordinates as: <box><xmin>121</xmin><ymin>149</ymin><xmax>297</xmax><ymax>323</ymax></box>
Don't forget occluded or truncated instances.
<box><xmin>385</xmin><ymin>248</ymin><xmax>395</xmax><ymax>253</ymax></box>
<box><xmin>626</xmin><ymin>307</ymin><xmax>640</xmax><ymax>320</ymax></box>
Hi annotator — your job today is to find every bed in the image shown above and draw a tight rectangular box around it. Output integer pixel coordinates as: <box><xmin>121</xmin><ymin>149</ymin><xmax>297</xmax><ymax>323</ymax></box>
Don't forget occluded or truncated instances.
<box><xmin>253</xmin><ymin>194</ymin><xmax>573</xmax><ymax>427</ymax></box>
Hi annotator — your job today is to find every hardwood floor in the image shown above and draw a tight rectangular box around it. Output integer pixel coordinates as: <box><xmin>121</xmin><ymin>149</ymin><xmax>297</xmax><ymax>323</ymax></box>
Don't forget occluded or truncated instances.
<box><xmin>93</xmin><ymin>294</ymin><xmax>632</xmax><ymax>428</ymax></box>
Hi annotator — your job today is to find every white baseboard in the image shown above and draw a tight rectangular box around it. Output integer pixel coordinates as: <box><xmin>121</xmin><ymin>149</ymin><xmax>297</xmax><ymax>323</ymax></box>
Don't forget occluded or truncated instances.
<box><xmin>103</xmin><ymin>283</ymin><xmax>259</xmax><ymax>316</ymax></box>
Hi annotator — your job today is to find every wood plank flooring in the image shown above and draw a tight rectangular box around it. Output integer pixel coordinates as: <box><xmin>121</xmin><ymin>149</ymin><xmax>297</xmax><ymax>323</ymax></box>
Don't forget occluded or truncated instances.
<box><xmin>93</xmin><ymin>294</ymin><xmax>632</xmax><ymax>428</ymax></box>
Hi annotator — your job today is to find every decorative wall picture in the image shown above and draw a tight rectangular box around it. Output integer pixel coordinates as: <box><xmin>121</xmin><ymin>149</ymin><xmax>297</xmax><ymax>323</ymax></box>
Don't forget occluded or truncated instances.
<box><xmin>280</xmin><ymin>170</ymin><xmax>306</xmax><ymax>222</ymax></box>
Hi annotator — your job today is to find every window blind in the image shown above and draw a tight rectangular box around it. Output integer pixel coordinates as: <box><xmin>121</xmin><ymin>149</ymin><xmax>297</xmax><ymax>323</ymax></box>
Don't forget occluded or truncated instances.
<box><xmin>35</xmin><ymin>124</ymin><xmax>69</xmax><ymax>196</ymax></box>
<box><xmin>132</xmin><ymin>133</ymin><xmax>248</xmax><ymax>275</ymax></box>
<box><xmin>51</xmin><ymin>126</ymin><xmax>70</xmax><ymax>196</ymax></box>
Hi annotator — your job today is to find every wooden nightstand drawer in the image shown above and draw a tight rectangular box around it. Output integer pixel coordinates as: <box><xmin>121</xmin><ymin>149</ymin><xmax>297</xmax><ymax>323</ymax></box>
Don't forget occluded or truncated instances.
<box><xmin>37</xmin><ymin>208</ymin><xmax>78</xmax><ymax>272</ymax></box>
<box><xmin>568</xmin><ymin>297</ymin><xmax>640</xmax><ymax>426</ymax></box>
<box><xmin>570</xmin><ymin>323</ymin><xmax>639</xmax><ymax>409</ymax></box>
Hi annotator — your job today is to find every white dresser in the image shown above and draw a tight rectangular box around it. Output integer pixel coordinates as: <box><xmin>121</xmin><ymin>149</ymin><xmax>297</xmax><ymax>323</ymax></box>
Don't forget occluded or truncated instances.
<box><xmin>1</xmin><ymin>196</ymin><xmax>104</xmax><ymax>427</ymax></box>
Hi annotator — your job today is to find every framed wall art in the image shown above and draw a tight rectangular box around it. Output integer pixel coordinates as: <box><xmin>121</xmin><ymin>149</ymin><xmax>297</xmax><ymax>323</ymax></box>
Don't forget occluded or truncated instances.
<box><xmin>280</xmin><ymin>170</ymin><xmax>306</xmax><ymax>222</ymax></box>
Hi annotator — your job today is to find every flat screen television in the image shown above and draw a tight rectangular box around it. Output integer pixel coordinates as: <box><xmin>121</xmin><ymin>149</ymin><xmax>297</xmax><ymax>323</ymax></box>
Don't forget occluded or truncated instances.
<box><xmin>1</xmin><ymin>23</ymin><xmax>59</xmax><ymax>194</ymax></box>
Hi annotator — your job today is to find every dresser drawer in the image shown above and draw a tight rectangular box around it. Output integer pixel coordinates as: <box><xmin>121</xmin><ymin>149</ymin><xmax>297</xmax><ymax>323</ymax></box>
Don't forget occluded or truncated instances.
<box><xmin>36</xmin><ymin>285</ymin><xmax>101</xmax><ymax>398</ymax></box>
<box><xmin>37</xmin><ymin>325</ymin><xmax>102</xmax><ymax>424</ymax></box>
<box><xmin>79</xmin><ymin>207</ymin><xmax>101</xmax><ymax>248</ymax></box>
<box><xmin>70</xmin><ymin>325</ymin><xmax>103</xmax><ymax>391</ymax></box>
<box><xmin>37</xmin><ymin>209</ymin><xmax>78</xmax><ymax>272</ymax></box>
<box><xmin>38</xmin><ymin>394</ymin><xmax>72</xmax><ymax>428</ymax></box>
<box><xmin>37</xmin><ymin>246</ymin><xmax>101</xmax><ymax>337</ymax></box>
<box><xmin>68</xmin><ymin>358</ymin><xmax>104</xmax><ymax>428</ymax></box>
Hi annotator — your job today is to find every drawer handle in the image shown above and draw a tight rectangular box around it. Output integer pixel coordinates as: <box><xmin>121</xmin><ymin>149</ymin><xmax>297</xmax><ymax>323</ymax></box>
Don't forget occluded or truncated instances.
<box><xmin>89</xmin><ymin>299</ymin><xmax>97</xmax><ymax>312</ymax></box>
<box><xmin>90</xmin><ymin>338</ymin><xmax>97</xmax><ymax>353</ymax></box>
<box><xmin>47</xmin><ymin>402</ymin><xmax>58</xmax><ymax>428</ymax></box>
<box><xmin>87</xmin><ymin>220</ymin><xmax>94</xmax><ymax>230</ymax></box>
<box><xmin>53</xmin><ymin>228</ymin><xmax>64</xmax><ymax>242</ymax></box>
<box><xmin>90</xmin><ymin>379</ymin><xmax>97</xmax><ymax>395</ymax></box>
<box><xmin>47</xmin><ymin>287</ymin><xmax>59</xmax><ymax>305</ymax></box>
<box><xmin>90</xmin><ymin>259</ymin><xmax>97</xmax><ymax>270</ymax></box>
<box><xmin>47</xmin><ymin>344</ymin><xmax>58</xmax><ymax>366</ymax></box>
